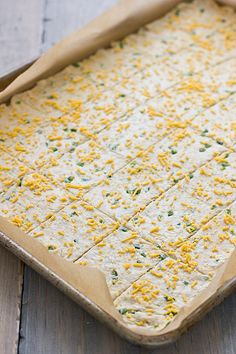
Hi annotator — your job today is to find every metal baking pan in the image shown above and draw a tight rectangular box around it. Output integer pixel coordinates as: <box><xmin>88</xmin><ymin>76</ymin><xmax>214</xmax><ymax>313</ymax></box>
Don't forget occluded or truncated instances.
<box><xmin>0</xmin><ymin>62</ymin><xmax>236</xmax><ymax>347</ymax></box>
<box><xmin>0</xmin><ymin>60</ymin><xmax>36</xmax><ymax>92</ymax></box>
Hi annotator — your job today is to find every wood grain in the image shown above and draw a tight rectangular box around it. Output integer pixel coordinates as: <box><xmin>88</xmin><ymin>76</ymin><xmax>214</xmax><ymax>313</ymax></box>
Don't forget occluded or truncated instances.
<box><xmin>0</xmin><ymin>0</ymin><xmax>236</xmax><ymax>353</ymax></box>
<box><xmin>0</xmin><ymin>0</ymin><xmax>45</xmax><ymax>76</ymax></box>
<box><xmin>18</xmin><ymin>269</ymin><xmax>236</xmax><ymax>354</ymax></box>
<box><xmin>0</xmin><ymin>1</ymin><xmax>45</xmax><ymax>353</ymax></box>
<box><xmin>41</xmin><ymin>0</ymin><xmax>116</xmax><ymax>52</ymax></box>
<box><xmin>0</xmin><ymin>247</ymin><xmax>23</xmax><ymax>354</ymax></box>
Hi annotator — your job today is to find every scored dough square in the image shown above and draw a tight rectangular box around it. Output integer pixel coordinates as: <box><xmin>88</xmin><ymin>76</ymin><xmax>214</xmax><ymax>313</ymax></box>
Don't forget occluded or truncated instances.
<box><xmin>2</xmin><ymin>121</ymin><xmax>86</xmax><ymax>169</ymax></box>
<box><xmin>96</xmin><ymin>107</ymin><xmax>176</xmax><ymax>159</ymax></box>
<box><xmin>0</xmin><ymin>101</ymin><xmax>46</xmax><ymax>133</ymax></box>
<box><xmin>191</xmin><ymin>94</ymin><xmax>236</xmax><ymax>147</ymax></box>
<box><xmin>128</xmin><ymin>184</ymin><xmax>217</xmax><ymax>248</ymax></box>
<box><xmin>179</xmin><ymin>151</ymin><xmax>236</xmax><ymax>213</ymax></box>
<box><xmin>112</xmin><ymin>28</ymin><xmax>194</xmax><ymax>57</ymax></box>
<box><xmin>29</xmin><ymin>200</ymin><xmax>118</xmax><ymax>260</ymax></box>
<box><xmin>0</xmin><ymin>150</ymin><xmax>30</xmax><ymax>194</ymax></box>
<box><xmin>147</xmin><ymin>0</ymin><xmax>236</xmax><ymax>36</ymax></box>
<box><xmin>40</xmin><ymin>139</ymin><xmax>127</xmax><ymax>193</ymax></box>
<box><xmin>171</xmin><ymin>202</ymin><xmax>236</xmax><ymax>274</ymax></box>
<box><xmin>0</xmin><ymin>172</ymin><xmax>70</xmax><ymax>232</ymax></box>
<box><xmin>77</xmin><ymin>226</ymin><xmax>168</xmax><ymax>298</ymax></box>
<box><xmin>10</xmin><ymin>65</ymin><xmax>98</xmax><ymax>118</ymax></box>
<box><xmin>75</xmin><ymin>46</ymin><xmax>162</xmax><ymax>86</ymax></box>
<box><xmin>134</xmin><ymin>128</ymin><xmax>226</xmax><ymax>181</ymax></box>
<box><xmin>114</xmin><ymin>257</ymin><xmax>211</xmax><ymax>329</ymax></box>
<box><xmin>146</xmin><ymin>59</ymin><xmax>236</xmax><ymax>122</ymax></box>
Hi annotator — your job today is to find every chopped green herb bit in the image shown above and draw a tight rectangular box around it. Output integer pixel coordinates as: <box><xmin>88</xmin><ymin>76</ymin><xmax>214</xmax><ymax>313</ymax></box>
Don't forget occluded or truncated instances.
<box><xmin>64</xmin><ymin>176</ymin><xmax>75</xmax><ymax>183</ymax></box>
<box><xmin>126</xmin><ymin>188</ymin><xmax>141</xmax><ymax>195</ymax></box>
<box><xmin>130</xmin><ymin>161</ymin><xmax>137</xmax><ymax>167</ymax></box>
<box><xmin>110</xmin><ymin>144</ymin><xmax>118</xmax><ymax>151</ymax></box>
<box><xmin>202</xmin><ymin>129</ymin><xmax>209</xmax><ymax>136</ymax></box>
<box><xmin>221</xmin><ymin>162</ymin><xmax>229</xmax><ymax>170</ymax></box>
<box><xmin>119</xmin><ymin>308</ymin><xmax>128</xmax><ymax>315</ymax></box>
<box><xmin>159</xmin><ymin>254</ymin><xmax>167</xmax><ymax>260</ymax></box>
<box><xmin>111</xmin><ymin>269</ymin><xmax>118</xmax><ymax>284</ymax></box>
<box><xmin>77</xmin><ymin>162</ymin><xmax>85</xmax><ymax>167</ymax></box>
<box><xmin>175</xmin><ymin>9</ymin><xmax>180</xmax><ymax>16</ymax></box>
<box><xmin>134</xmin><ymin>188</ymin><xmax>142</xmax><ymax>196</ymax></box>
<box><xmin>134</xmin><ymin>244</ymin><xmax>141</xmax><ymax>249</ymax></box>
<box><xmin>18</xmin><ymin>177</ymin><xmax>23</xmax><ymax>187</ymax></box>
<box><xmin>48</xmin><ymin>245</ymin><xmax>56</xmax><ymax>251</ymax></box>
<box><xmin>204</xmin><ymin>143</ymin><xmax>211</xmax><ymax>149</ymax></box>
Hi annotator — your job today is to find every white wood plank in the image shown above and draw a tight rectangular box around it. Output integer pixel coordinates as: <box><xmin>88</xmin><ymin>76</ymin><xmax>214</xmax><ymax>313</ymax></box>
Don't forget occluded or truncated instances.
<box><xmin>0</xmin><ymin>1</ymin><xmax>45</xmax><ymax>353</ymax></box>
<box><xmin>19</xmin><ymin>268</ymin><xmax>236</xmax><ymax>354</ymax></box>
<box><xmin>41</xmin><ymin>0</ymin><xmax>116</xmax><ymax>52</ymax></box>
<box><xmin>0</xmin><ymin>0</ymin><xmax>45</xmax><ymax>76</ymax></box>
<box><xmin>0</xmin><ymin>247</ymin><xmax>23</xmax><ymax>354</ymax></box>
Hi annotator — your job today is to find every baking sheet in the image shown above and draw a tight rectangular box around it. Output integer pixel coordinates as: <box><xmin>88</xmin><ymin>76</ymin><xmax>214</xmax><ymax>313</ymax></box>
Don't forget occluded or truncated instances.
<box><xmin>0</xmin><ymin>0</ymin><xmax>236</xmax><ymax>347</ymax></box>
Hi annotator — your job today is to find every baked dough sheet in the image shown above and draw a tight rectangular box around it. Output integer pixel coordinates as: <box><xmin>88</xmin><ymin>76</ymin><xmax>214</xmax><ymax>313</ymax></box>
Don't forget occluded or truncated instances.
<box><xmin>0</xmin><ymin>0</ymin><xmax>236</xmax><ymax>334</ymax></box>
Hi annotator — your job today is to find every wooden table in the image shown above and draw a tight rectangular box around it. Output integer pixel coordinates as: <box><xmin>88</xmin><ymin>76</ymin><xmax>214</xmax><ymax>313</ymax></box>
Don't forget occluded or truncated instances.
<box><xmin>0</xmin><ymin>1</ymin><xmax>236</xmax><ymax>353</ymax></box>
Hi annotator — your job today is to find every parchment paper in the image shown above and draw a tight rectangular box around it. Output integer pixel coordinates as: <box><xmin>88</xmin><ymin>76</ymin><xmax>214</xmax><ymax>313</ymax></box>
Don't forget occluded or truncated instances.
<box><xmin>0</xmin><ymin>0</ymin><xmax>236</xmax><ymax>344</ymax></box>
